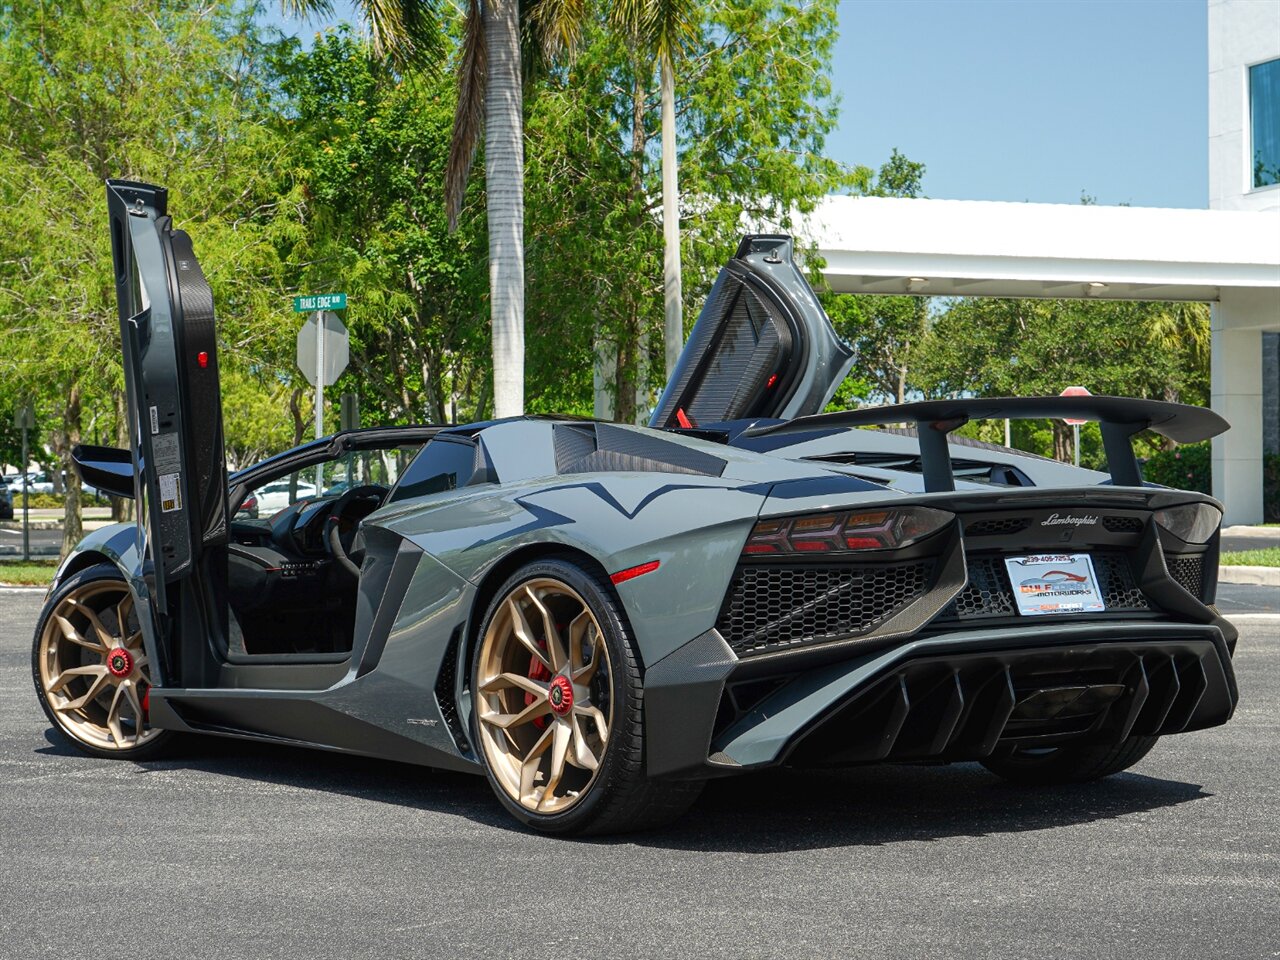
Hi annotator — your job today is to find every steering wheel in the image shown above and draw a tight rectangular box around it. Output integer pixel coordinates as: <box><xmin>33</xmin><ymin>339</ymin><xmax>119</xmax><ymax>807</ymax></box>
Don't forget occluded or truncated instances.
<box><xmin>324</xmin><ymin>484</ymin><xmax>387</xmax><ymax>577</ymax></box>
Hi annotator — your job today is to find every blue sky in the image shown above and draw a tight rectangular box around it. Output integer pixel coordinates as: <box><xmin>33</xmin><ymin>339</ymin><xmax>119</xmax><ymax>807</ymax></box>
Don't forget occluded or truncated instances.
<box><xmin>828</xmin><ymin>0</ymin><xmax>1208</xmax><ymax>208</ymax></box>
<box><xmin>267</xmin><ymin>0</ymin><xmax>1210</xmax><ymax>209</ymax></box>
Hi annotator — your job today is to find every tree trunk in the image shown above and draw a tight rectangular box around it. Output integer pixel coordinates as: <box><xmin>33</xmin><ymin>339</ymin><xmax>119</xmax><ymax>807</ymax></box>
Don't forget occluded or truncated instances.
<box><xmin>615</xmin><ymin>318</ymin><xmax>638</xmax><ymax>425</ymax></box>
<box><xmin>111</xmin><ymin>389</ymin><xmax>133</xmax><ymax>522</ymax></box>
<box><xmin>593</xmin><ymin>334</ymin><xmax>616</xmax><ymax>420</ymax></box>
<box><xmin>484</xmin><ymin>0</ymin><xmax>525</xmax><ymax>418</ymax></box>
<box><xmin>1052</xmin><ymin>421</ymin><xmax>1072</xmax><ymax>463</ymax></box>
<box><xmin>288</xmin><ymin>387</ymin><xmax>306</xmax><ymax>501</ymax></box>
<box><xmin>612</xmin><ymin>64</ymin><xmax>648</xmax><ymax>425</ymax></box>
<box><xmin>57</xmin><ymin>384</ymin><xmax>83</xmax><ymax>560</ymax></box>
<box><xmin>661</xmin><ymin>56</ymin><xmax>683</xmax><ymax>381</ymax></box>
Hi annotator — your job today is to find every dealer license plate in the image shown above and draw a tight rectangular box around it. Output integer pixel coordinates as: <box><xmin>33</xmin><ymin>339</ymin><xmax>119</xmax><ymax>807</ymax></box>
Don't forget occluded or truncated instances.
<box><xmin>1003</xmin><ymin>553</ymin><xmax>1106</xmax><ymax>617</ymax></box>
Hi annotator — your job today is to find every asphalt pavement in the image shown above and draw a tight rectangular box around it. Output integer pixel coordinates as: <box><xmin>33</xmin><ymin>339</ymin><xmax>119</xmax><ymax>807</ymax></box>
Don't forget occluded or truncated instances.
<box><xmin>0</xmin><ymin>587</ymin><xmax>1276</xmax><ymax>959</ymax></box>
<box><xmin>0</xmin><ymin>525</ymin><xmax>62</xmax><ymax>556</ymax></box>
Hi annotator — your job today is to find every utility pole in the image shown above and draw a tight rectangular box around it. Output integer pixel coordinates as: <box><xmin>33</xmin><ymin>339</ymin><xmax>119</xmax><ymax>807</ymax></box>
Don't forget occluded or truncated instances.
<box><xmin>14</xmin><ymin>404</ymin><xmax>35</xmax><ymax>562</ymax></box>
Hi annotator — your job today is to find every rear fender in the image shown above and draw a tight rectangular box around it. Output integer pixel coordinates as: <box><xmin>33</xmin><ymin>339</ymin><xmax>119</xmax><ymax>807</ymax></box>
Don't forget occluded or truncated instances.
<box><xmin>371</xmin><ymin>474</ymin><xmax>769</xmax><ymax>666</ymax></box>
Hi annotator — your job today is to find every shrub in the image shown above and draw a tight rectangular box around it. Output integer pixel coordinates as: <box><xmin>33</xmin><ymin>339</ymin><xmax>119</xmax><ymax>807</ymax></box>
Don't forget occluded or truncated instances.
<box><xmin>13</xmin><ymin>492</ymin><xmax>111</xmax><ymax>510</ymax></box>
<box><xmin>1142</xmin><ymin>445</ymin><xmax>1279</xmax><ymax>521</ymax></box>
<box><xmin>1141</xmin><ymin>441</ymin><xmax>1211</xmax><ymax>494</ymax></box>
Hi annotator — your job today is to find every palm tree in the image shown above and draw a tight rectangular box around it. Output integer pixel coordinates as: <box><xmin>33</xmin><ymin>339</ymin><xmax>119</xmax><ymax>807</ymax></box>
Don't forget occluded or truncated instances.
<box><xmin>612</xmin><ymin>0</ymin><xmax>696</xmax><ymax>379</ymax></box>
<box><xmin>291</xmin><ymin>1</ymin><xmax>694</xmax><ymax>420</ymax></box>
<box><xmin>446</xmin><ymin>0</ymin><xmax>528</xmax><ymax>417</ymax></box>
<box><xmin>449</xmin><ymin>0</ymin><xmax>589</xmax><ymax>419</ymax></box>
<box><xmin>447</xmin><ymin>0</ymin><xmax>695</xmax><ymax>419</ymax></box>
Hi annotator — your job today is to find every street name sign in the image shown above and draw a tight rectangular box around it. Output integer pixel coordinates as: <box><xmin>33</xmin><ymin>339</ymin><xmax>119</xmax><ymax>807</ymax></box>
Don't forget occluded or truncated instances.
<box><xmin>293</xmin><ymin>292</ymin><xmax>347</xmax><ymax>312</ymax></box>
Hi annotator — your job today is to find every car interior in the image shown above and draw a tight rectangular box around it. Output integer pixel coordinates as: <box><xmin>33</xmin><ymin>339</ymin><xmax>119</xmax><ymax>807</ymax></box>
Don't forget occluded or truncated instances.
<box><xmin>217</xmin><ymin>442</ymin><xmax>453</xmax><ymax>660</ymax></box>
<box><xmin>220</xmin><ymin>435</ymin><xmax>482</xmax><ymax>659</ymax></box>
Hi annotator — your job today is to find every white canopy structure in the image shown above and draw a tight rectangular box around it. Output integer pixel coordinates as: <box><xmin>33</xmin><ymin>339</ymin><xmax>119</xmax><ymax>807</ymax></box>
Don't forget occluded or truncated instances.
<box><xmin>798</xmin><ymin>195</ymin><xmax>1280</xmax><ymax>523</ymax></box>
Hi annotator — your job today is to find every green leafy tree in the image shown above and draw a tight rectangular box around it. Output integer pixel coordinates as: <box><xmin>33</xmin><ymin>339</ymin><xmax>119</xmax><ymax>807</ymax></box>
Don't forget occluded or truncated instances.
<box><xmin>280</xmin><ymin>28</ymin><xmax>490</xmax><ymax>427</ymax></box>
<box><xmin>915</xmin><ymin>297</ymin><xmax>1210</xmax><ymax>464</ymax></box>
<box><xmin>821</xmin><ymin>149</ymin><xmax>929</xmax><ymax>407</ymax></box>
<box><xmin>0</xmin><ymin>0</ymin><xmax>297</xmax><ymax>554</ymax></box>
<box><xmin>517</xmin><ymin>0</ymin><xmax>854</xmax><ymax>423</ymax></box>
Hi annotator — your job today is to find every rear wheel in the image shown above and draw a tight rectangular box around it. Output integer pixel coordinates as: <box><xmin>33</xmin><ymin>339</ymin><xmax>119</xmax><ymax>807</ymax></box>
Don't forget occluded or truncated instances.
<box><xmin>470</xmin><ymin>557</ymin><xmax>702</xmax><ymax>834</ymax></box>
<box><xmin>32</xmin><ymin>565</ymin><xmax>171</xmax><ymax>760</ymax></box>
<box><xmin>981</xmin><ymin>735</ymin><xmax>1159</xmax><ymax>785</ymax></box>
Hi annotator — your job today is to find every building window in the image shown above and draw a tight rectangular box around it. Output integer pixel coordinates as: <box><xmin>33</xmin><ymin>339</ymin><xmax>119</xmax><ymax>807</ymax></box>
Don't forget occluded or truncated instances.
<box><xmin>1250</xmin><ymin>58</ymin><xmax>1280</xmax><ymax>189</ymax></box>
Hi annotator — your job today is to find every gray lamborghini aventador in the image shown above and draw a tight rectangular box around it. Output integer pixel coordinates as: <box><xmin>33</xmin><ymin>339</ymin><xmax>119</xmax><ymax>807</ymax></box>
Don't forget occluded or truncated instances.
<box><xmin>31</xmin><ymin>180</ymin><xmax>1239</xmax><ymax>834</ymax></box>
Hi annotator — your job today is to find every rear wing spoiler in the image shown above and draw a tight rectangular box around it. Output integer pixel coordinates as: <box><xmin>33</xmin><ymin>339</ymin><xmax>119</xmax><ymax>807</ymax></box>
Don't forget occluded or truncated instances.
<box><xmin>741</xmin><ymin>396</ymin><xmax>1229</xmax><ymax>492</ymax></box>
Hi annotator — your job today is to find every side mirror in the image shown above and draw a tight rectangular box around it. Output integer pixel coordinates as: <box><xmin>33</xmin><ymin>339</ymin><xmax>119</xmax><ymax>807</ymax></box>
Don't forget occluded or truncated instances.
<box><xmin>70</xmin><ymin>445</ymin><xmax>135</xmax><ymax>500</ymax></box>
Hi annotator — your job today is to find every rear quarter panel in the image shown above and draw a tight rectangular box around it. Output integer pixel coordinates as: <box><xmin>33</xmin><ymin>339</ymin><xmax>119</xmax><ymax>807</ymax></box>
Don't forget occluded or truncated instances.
<box><xmin>369</xmin><ymin>472</ymin><xmax>769</xmax><ymax>666</ymax></box>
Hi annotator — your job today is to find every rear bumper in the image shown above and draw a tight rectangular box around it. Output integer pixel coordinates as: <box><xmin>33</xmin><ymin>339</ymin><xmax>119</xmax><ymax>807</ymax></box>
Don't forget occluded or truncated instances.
<box><xmin>644</xmin><ymin>620</ymin><xmax>1238</xmax><ymax>779</ymax></box>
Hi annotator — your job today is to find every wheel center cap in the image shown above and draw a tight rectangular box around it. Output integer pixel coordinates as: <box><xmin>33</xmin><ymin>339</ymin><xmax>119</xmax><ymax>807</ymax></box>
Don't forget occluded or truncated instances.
<box><xmin>106</xmin><ymin>647</ymin><xmax>133</xmax><ymax>679</ymax></box>
<box><xmin>548</xmin><ymin>675</ymin><xmax>574</xmax><ymax>716</ymax></box>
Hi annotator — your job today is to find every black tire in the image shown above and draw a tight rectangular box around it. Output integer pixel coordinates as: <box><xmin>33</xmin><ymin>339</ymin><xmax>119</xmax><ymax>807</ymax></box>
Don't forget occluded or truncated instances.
<box><xmin>32</xmin><ymin>563</ymin><xmax>174</xmax><ymax>761</ymax></box>
<box><xmin>981</xmin><ymin>735</ymin><xmax>1159</xmax><ymax>786</ymax></box>
<box><xmin>470</xmin><ymin>556</ymin><xmax>703</xmax><ymax>835</ymax></box>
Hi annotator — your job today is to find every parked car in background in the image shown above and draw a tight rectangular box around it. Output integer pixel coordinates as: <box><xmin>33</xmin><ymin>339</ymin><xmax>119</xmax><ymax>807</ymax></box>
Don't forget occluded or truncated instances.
<box><xmin>254</xmin><ymin>479</ymin><xmax>317</xmax><ymax>514</ymax></box>
<box><xmin>0</xmin><ymin>485</ymin><xmax>12</xmax><ymax>520</ymax></box>
<box><xmin>25</xmin><ymin>472</ymin><xmax>55</xmax><ymax>494</ymax></box>
<box><xmin>234</xmin><ymin>492</ymin><xmax>259</xmax><ymax>520</ymax></box>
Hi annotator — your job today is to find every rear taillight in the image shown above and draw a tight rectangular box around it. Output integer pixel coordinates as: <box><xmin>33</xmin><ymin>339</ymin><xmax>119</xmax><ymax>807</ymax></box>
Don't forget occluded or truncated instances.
<box><xmin>743</xmin><ymin>507</ymin><xmax>953</xmax><ymax>556</ymax></box>
<box><xmin>1154</xmin><ymin>503</ymin><xmax>1221</xmax><ymax>544</ymax></box>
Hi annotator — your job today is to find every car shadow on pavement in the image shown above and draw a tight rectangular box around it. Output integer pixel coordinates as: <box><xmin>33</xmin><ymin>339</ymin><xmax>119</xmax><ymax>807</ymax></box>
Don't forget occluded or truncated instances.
<box><xmin>37</xmin><ymin>730</ymin><xmax>510</xmax><ymax>828</ymax></box>
<box><xmin>633</xmin><ymin>763</ymin><xmax>1209</xmax><ymax>853</ymax></box>
<box><xmin>39</xmin><ymin>730</ymin><xmax>1208</xmax><ymax>849</ymax></box>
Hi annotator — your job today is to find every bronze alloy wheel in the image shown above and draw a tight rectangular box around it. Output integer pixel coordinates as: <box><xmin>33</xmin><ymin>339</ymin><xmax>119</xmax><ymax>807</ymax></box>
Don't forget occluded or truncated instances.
<box><xmin>36</xmin><ymin>576</ymin><xmax>161</xmax><ymax>753</ymax></box>
<box><xmin>475</xmin><ymin>577</ymin><xmax>614</xmax><ymax>815</ymax></box>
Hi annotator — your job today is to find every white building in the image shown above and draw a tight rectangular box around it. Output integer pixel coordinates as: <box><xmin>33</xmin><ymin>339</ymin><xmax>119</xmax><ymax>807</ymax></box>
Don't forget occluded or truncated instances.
<box><xmin>1207</xmin><ymin>0</ymin><xmax>1279</xmax><ymax>521</ymax></box>
<box><xmin>799</xmin><ymin>0</ymin><xmax>1280</xmax><ymax>523</ymax></box>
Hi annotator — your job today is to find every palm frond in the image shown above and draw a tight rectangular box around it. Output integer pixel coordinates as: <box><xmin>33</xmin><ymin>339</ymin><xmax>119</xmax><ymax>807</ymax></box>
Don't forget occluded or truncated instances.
<box><xmin>527</xmin><ymin>0</ymin><xmax>588</xmax><ymax>59</ymax></box>
<box><xmin>647</xmin><ymin>0</ymin><xmax>697</xmax><ymax>65</ymax></box>
<box><xmin>280</xmin><ymin>0</ymin><xmax>336</xmax><ymax>19</ymax></box>
<box><xmin>360</xmin><ymin>0</ymin><xmax>448</xmax><ymax>71</ymax></box>
<box><xmin>609</xmin><ymin>0</ymin><xmax>696</xmax><ymax>64</ymax></box>
<box><xmin>446</xmin><ymin>0</ymin><xmax>486</xmax><ymax>231</ymax></box>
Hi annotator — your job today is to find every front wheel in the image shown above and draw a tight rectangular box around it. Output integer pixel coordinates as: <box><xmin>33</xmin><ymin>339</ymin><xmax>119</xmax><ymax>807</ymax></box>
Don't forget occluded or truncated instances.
<box><xmin>470</xmin><ymin>557</ymin><xmax>702</xmax><ymax>835</ymax></box>
<box><xmin>981</xmin><ymin>735</ymin><xmax>1159</xmax><ymax>785</ymax></box>
<box><xmin>32</xmin><ymin>564</ymin><xmax>172</xmax><ymax>760</ymax></box>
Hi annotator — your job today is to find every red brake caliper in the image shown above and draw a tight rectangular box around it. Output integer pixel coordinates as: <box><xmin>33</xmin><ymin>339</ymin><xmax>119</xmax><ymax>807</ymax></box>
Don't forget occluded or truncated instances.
<box><xmin>526</xmin><ymin>638</ymin><xmax>552</xmax><ymax>730</ymax></box>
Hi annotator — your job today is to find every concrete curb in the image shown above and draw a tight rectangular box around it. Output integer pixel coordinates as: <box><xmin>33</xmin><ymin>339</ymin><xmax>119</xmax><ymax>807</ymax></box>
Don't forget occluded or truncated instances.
<box><xmin>1222</xmin><ymin>525</ymin><xmax>1280</xmax><ymax>540</ymax></box>
<box><xmin>1218</xmin><ymin>565</ymin><xmax>1280</xmax><ymax>586</ymax></box>
<box><xmin>0</xmin><ymin>520</ymin><xmax>62</xmax><ymax>531</ymax></box>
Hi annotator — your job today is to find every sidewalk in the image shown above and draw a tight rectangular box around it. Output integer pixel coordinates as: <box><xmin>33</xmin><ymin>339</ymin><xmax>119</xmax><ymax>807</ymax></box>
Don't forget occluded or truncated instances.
<box><xmin>1217</xmin><ymin>524</ymin><xmax>1278</xmax><ymax>586</ymax></box>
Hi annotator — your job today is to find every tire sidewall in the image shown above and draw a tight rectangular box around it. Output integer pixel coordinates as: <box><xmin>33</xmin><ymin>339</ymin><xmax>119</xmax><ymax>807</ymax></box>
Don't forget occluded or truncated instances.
<box><xmin>31</xmin><ymin>563</ymin><xmax>171</xmax><ymax>761</ymax></box>
<box><xmin>469</xmin><ymin>557</ymin><xmax>639</xmax><ymax>834</ymax></box>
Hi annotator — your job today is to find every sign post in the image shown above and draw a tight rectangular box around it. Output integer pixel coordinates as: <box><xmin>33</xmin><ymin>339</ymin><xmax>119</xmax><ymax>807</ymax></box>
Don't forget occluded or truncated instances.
<box><xmin>295</xmin><ymin>297</ymin><xmax>350</xmax><ymax>491</ymax></box>
<box><xmin>13</xmin><ymin>404</ymin><xmax>35</xmax><ymax>562</ymax></box>
<box><xmin>1060</xmin><ymin>385</ymin><xmax>1091</xmax><ymax>468</ymax></box>
<box><xmin>340</xmin><ymin>393</ymin><xmax>359</xmax><ymax>485</ymax></box>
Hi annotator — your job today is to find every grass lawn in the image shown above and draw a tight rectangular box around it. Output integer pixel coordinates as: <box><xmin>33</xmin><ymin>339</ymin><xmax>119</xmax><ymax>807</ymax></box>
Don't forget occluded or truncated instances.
<box><xmin>0</xmin><ymin>559</ymin><xmax>56</xmax><ymax>586</ymax></box>
<box><xmin>1221</xmin><ymin>548</ymin><xmax>1280</xmax><ymax>568</ymax></box>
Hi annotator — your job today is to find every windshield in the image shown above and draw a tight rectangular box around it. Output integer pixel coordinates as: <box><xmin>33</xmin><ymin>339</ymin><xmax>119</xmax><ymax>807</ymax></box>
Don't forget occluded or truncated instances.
<box><xmin>235</xmin><ymin>444</ymin><xmax>423</xmax><ymax>518</ymax></box>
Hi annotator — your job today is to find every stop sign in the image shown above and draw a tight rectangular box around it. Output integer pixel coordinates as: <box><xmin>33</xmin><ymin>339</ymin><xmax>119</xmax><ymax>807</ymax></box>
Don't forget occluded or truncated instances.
<box><xmin>1060</xmin><ymin>385</ymin><xmax>1091</xmax><ymax>425</ymax></box>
